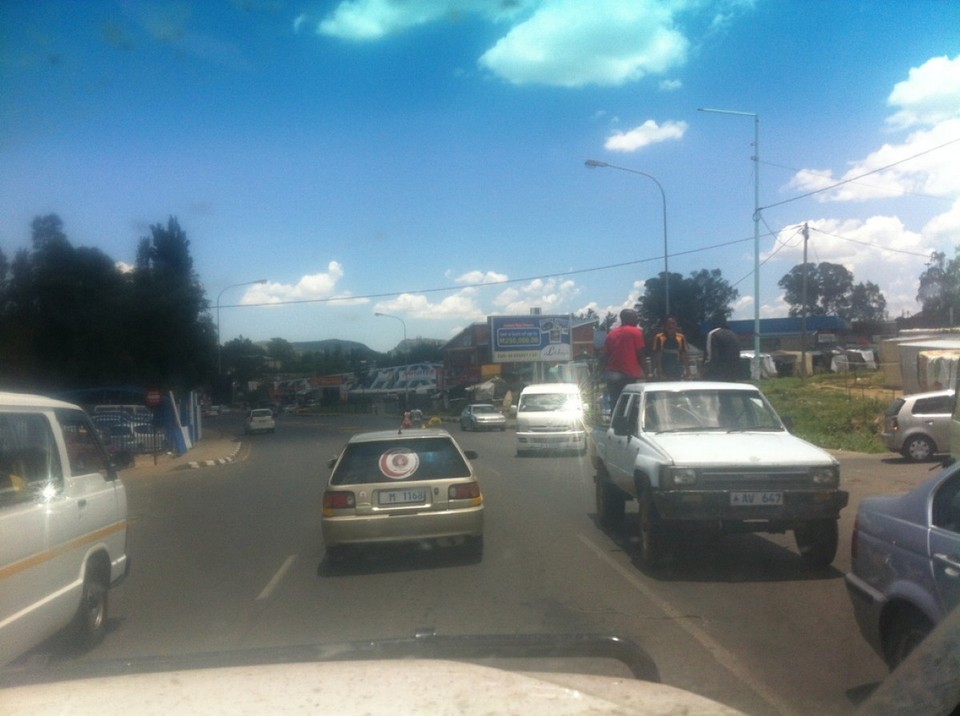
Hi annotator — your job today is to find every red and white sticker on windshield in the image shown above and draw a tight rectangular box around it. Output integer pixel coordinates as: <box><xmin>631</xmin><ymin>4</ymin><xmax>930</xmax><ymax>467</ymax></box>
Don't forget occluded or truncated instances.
<box><xmin>378</xmin><ymin>448</ymin><xmax>420</xmax><ymax>480</ymax></box>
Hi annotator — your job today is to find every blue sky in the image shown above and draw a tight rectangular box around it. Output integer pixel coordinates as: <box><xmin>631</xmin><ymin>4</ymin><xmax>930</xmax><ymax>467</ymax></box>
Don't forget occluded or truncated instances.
<box><xmin>2</xmin><ymin>0</ymin><xmax>959</xmax><ymax>352</ymax></box>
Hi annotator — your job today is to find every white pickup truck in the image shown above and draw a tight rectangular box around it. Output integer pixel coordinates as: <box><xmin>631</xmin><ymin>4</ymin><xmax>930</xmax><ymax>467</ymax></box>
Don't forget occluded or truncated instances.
<box><xmin>589</xmin><ymin>381</ymin><xmax>849</xmax><ymax>568</ymax></box>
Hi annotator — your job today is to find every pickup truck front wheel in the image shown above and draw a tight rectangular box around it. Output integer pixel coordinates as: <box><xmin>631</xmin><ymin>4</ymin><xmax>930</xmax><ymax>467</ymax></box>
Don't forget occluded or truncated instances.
<box><xmin>595</xmin><ymin>475</ymin><xmax>625</xmax><ymax>528</ymax></box>
<box><xmin>794</xmin><ymin>519</ymin><xmax>838</xmax><ymax>568</ymax></box>
<box><xmin>636</xmin><ymin>490</ymin><xmax>663</xmax><ymax>568</ymax></box>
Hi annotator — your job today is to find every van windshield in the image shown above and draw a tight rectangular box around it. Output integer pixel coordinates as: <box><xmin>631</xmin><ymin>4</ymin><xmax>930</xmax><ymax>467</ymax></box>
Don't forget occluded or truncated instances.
<box><xmin>519</xmin><ymin>394</ymin><xmax>581</xmax><ymax>412</ymax></box>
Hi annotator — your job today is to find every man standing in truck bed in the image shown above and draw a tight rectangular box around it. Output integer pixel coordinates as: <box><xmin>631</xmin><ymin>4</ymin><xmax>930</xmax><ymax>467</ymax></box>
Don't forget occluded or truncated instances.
<box><xmin>652</xmin><ymin>316</ymin><xmax>688</xmax><ymax>381</ymax></box>
<box><xmin>602</xmin><ymin>308</ymin><xmax>646</xmax><ymax>406</ymax></box>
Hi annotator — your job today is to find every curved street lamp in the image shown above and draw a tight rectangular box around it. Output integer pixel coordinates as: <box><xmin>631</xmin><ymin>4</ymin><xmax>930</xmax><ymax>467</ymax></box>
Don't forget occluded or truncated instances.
<box><xmin>585</xmin><ymin>159</ymin><xmax>670</xmax><ymax>317</ymax></box>
<box><xmin>217</xmin><ymin>279</ymin><xmax>267</xmax><ymax>374</ymax></box>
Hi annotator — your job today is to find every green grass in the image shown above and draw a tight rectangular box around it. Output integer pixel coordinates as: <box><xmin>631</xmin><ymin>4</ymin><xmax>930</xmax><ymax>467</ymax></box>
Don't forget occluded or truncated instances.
<box><xmin>761</xmin><ymin>374</ymin><xmax>891</xmax><ymax>454</ymax></box>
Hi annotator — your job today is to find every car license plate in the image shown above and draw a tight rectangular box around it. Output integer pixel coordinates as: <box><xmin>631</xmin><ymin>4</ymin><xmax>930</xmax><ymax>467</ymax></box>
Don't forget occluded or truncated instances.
<box><xmin>730</xmin><ymin>491</ymin><xmax>782</xmax><ymax>506</ymax></box>
<box><xmin>378</xmin><ymin>488</ymin><xmax>428</xmax><ymax>506</ymax></box>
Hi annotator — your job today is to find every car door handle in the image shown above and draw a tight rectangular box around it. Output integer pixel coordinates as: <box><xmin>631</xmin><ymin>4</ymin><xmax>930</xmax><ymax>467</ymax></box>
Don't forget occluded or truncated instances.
<box><xmin>933</xmin><ymin>553</ymin><xmax>960</xmax><ymax>576</ymax></box>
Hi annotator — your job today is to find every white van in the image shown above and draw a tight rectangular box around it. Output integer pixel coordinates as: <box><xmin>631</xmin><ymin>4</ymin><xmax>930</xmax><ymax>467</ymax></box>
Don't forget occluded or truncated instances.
<box><xmin>0</xmin><ymin>392</ymin><xmax>131</xmax><ymax>666</ymax></box>
<box><xmin>515</xmin><ymin>383</ymin><xmax>587</xmax><ymax>456</ymax></box>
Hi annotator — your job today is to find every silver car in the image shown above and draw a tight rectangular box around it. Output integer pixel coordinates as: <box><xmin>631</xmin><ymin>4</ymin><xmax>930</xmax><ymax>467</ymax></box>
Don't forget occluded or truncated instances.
<box><xmin>459</xmin><ymin>403</ymin><xmax>507</xmax><ymax>432</ymax></box>
<box><xmin>321</xmin><ymin>430</ymin><xmax>484</xmax><ymax>564</ymax></box>
<box><xmin>881</xmin><ymin>389</ymin><xmax>954</xmax><ymax>461</ymax></box>
<box><xmin>845</xmin><ymin>461</ymin><xmax>960</xmax><ymax>669</ymax></box>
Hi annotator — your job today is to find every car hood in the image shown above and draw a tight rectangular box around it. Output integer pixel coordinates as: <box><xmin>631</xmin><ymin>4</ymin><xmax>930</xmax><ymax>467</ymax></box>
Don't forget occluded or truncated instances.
<box><xmin>0</xmin><ymin>659</ymin><xmax>746</xmax><ymax>715</ymax></box>
<box><xmin>650</xmin><ymin>431</ymin><xmax>836</xmax><ymax>467</ymax></box>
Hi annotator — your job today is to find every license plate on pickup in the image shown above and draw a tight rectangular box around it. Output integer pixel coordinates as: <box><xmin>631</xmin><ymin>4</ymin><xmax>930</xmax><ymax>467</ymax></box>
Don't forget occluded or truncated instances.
<box><xmin>378</xmin><ymin>488</ymin><xmax>428</xmax><ymax>506</ymax></box>
<box><xmin>730</xmin><ymin>491</ymin><xmax>783</xmax><ymax>506</ymax></box>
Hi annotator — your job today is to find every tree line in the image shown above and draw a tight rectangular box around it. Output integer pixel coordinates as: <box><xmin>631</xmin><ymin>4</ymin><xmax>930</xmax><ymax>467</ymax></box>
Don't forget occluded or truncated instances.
<box><xmin>1</xmin><ymin>213</ymin><xmax>956</xmax><ymax>394</ymax></box>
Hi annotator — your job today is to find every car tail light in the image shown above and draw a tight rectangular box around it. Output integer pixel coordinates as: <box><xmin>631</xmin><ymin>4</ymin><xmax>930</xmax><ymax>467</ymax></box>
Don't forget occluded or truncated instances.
<box><xmin>449</xmin><ymin>483</ymin><xmax>482</xmax><ymax>504</ymax></box>
<box><xmin>323</xmin><ymin>491</ymin><xmax>355</xmax><ymax>514</ymax></box>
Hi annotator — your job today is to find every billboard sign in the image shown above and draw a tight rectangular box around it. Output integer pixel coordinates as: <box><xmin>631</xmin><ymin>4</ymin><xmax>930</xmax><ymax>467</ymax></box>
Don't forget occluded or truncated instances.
<box><xmin>489</xmin><ymin>315</ymin><xmax>572</xmax><ymax>363</ymax></box>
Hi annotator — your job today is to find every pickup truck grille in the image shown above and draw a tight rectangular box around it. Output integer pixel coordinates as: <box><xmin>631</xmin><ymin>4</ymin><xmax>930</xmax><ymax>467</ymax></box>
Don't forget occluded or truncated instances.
<box><xmin>699</xmin><ymin>467</ymin><xmax>811</xmax><ymax>490</ymax></box>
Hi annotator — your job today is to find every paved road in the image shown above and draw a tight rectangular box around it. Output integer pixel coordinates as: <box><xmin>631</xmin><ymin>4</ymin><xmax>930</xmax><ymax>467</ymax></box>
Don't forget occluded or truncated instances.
<box><xmin>6</xmin><ymin>413</ymin><xmax>942</xmax><ymax>714</ymax></box>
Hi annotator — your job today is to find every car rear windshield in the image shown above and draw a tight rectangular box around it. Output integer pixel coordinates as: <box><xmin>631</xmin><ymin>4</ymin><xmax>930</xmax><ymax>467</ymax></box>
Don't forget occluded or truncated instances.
<box><xmin>332</xmin><ymin>437</ymin><xmax>471</xmax><ymax>485</ymax></box>
<box><xmin>250</xmin><ymin>409</ymin><xmax>273</xmax><ymax>418</ymax></box>
<box><xmin>884</xmin><ymin>399</ymin><xmax>906</xmax><ymax>417</ymax></box>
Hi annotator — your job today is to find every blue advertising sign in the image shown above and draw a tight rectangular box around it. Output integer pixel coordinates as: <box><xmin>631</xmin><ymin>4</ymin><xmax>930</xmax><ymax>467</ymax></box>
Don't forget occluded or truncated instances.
<box><xmin>488</xmin><ymin>315</ymin><xmax>572</xmax><ymax>363</ymax></box>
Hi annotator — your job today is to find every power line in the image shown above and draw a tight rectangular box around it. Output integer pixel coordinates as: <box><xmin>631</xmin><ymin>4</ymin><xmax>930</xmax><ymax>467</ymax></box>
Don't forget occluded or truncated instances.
<box><xmin>759</xmin><ymin>136</ymin><xmax>960</xmax><ymax>211</ymax></box>
<box><xmin>220</xmin><ymin>234</ymin><xmax>770</xmax><ymax>309</ymax></box>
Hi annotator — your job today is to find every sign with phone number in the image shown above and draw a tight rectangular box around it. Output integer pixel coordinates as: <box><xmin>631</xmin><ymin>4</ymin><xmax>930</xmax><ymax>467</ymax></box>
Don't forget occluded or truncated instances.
<box><xmin>488</xmin><ymin>315</ymin><xmax>573</xmax><ymax>363</ymax></box>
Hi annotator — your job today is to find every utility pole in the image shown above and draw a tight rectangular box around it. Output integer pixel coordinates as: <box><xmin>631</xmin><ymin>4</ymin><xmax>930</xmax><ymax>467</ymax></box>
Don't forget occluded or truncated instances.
<box><xmin>801</xmin><ymin>223</ymin><xmax>809</xmax><ymax>380</ymax></box>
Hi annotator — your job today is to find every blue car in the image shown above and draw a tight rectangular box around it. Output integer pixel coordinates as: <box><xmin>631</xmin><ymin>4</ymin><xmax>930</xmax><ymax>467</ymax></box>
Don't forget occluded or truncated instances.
<box><xmin>845</xmin><ymin>460</ymin><xmax>960</xmax><ymax>669</ymax></box>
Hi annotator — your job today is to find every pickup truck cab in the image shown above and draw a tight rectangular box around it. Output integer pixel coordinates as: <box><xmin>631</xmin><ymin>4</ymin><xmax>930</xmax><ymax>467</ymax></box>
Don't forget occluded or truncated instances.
<box><xmin>589</xmin><ymin>382</ymin><xmax>848</xmax><ymax>568</ymax></box>
<box><xmin>0</xmin><ymin>392</ymin><xmax>131</xmax><ymax>666</ymax></box>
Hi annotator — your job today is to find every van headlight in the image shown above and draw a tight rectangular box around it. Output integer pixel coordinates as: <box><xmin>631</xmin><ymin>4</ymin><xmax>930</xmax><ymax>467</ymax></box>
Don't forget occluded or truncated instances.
<box><xmin>810</xmin><ymin>466</ymin><xmax>839</xmax><ymax>486</ymax></box>
<box><xmin>664</xmin><ymin>467</ymin><xmax>698</xmax><ymax>486</ymax></box>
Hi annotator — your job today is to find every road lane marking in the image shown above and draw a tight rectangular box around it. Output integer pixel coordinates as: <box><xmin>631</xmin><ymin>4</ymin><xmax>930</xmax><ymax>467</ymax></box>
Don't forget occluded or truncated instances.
<box><xmin>256</xmin><ymin>554</ymin><xmax>297</xmax><ymax>601</ymax></box>
<box><xmin>578</xmin><ymin>533</ymin><xmax>799</xmax><ymax>716</ymax></box>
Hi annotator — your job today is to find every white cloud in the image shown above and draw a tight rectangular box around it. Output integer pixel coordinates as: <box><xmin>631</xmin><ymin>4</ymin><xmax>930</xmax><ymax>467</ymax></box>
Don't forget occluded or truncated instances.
<box><xmin>604</xmin><ymin>119</ymin><xmax>687</xmax><ymax>152</ymax></box>
<box><xmin>887</xmin><ymin>54</ymin><xmax>960</xmax><ymax>130</ymax></box>
<box><xmin>659</xmin><ymin>78</ymin><xmax>683</xmax><ymax>91</ymax></box>
<box><xmin>452</xmin><ymin>269</ymin><xmax>509</xmax><ymax>285</ymax></box>
<box><xmin>478</xmin><ymin>0</ymin><xmax>688</xmax><ymax>87</ymax></box>
<box><xmin>241</xmin><ymin>261</ymin><xmax>357</xmax><ymax>305</ymax></box>
<box><xmin>492</xmin><ymin>276</ymin><xmax>581</xmax><ymax>314</ymax></box>
<box><xmin>789</xmin><ymin>53</ymin><xmax>960</xmax><ymax>205</ymax></box>
<box><xmin>308</xmin><ymin>0</ymin><xmax>532</xmax><ymax>40</ymax></box>
<box><xmin>374</xmin><ymin>288</ymin><xmax>485</xmax><ymax>320</ymax></box>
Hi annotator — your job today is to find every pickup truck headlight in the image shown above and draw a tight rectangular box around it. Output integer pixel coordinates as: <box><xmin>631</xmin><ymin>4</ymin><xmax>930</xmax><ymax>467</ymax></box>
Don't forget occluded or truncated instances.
<box><xmin>810</xmin><ymin>466</ymin><xmax>839</xmax><ymax>486</ymax></box>
<box><xmin>664</xmin><ymin>467</ymin><xmax>698</xmax><ymax>486</ymax></box>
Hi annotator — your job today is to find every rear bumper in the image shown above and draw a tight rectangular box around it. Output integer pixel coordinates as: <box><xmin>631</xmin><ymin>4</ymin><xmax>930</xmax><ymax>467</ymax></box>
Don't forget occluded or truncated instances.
<box><xmin>844</xmin><ymin>571</ymin><xmax>886</xmax><ymax>658</ymax></box>
<box><xmin>322</xmin><ymin>506</ymin><xmax>484</xmax><ymax>547</ymax></box>
<box><xmin>652</xmin><ymin>489</ymin><xmax>849</xmax><ymax>523</ymax></box>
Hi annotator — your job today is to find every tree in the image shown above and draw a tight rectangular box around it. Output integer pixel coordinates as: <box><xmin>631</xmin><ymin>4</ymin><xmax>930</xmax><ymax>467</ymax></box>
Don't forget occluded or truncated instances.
<box><xmin>637</xmin><ymin>269</ymin><xmax>739</xmax><ymax>346</ymax></box>
<box><xmin>916</xmin><ymin>250</ymin><xmax>960</xmax><ymax>325</ymax></box>
<box><xmin>128</xmin><ymin>217</ymin><xmax>215</xmax><ymax>389</ymax></box>
<box><xmin>779</xmin><ymin>261</ymin><xmax>885</xmax><ymax>322</ymax></box>
<box><xmin>267</xmin><ymin>338</ymin><xmax>297</xmax><ymax>368</ymax></box>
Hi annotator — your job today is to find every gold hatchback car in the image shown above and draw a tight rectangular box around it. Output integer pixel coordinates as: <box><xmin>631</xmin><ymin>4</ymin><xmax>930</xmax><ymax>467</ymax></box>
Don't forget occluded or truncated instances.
<box><xmin>321</xmin><ymin>430</ymin><xmax>484</xmax><ymax>565</ymax></box>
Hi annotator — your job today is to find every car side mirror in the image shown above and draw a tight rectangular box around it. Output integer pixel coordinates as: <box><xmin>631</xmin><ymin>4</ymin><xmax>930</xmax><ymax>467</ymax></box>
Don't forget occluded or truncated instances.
<box><xmin>612</xmin><ymin>414</ymin><xmax>630</xmax><ymax>436</ymax></box>
<box><xmin>780</xmin><ymin>416</ymin><xmax>794</xmax><ymax>431</ymax></box>
<box><xmin>463</xmin><ymin>450</ymin><xmax>478</xmax><ymax>460</ymax></box>
<box><xmin>327</xmin><ymin>457</ymin><xmax>338</xmax><ymax>469</ymax></box>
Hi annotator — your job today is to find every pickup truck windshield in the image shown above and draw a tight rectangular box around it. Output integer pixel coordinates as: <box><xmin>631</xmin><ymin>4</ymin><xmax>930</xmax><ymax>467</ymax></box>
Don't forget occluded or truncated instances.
<box><xmin>642</xmin><ymin>390</ymin><xmax>782</xmax><ymax>433</ymax></box>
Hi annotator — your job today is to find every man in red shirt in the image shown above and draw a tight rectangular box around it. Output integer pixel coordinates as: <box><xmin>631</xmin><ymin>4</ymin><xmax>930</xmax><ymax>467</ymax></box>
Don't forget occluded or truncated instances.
<box><xmin>602</xmin><ymin>308</ymin><xmax>646</xmax><ymax>407</ymax></box>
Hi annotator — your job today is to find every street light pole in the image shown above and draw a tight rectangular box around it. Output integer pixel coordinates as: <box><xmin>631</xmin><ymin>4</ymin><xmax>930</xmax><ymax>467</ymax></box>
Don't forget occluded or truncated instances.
<box><xmin>584</xmin><ymin>159</ymin><xmax>669</xmax><ymax>317</ymax></box>
<box><xmin>375</xmin><ymin>312</ymin><xmax>409</xmax><ymax>410</ymax></box>
<box><xmin>217</xmin><ymin>279</ymin><xmax>267</xmax><ymax>375</ymax></box>
<box><xmin>698</xmin><ymin>107</ymin><xmax>761</xmax><ymax>376</ymax></box>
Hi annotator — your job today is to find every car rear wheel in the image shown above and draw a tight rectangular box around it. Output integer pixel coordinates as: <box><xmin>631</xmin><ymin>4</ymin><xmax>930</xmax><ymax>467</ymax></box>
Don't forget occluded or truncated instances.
<box><xmin>794</xmin><ymin>519</ymin><xmax>838</xmax><ymax>567</ymax></box>
<box><xmin>884</xmin><ymin>607</ymin><xmax>933</xmax><ymax>670</ymax></box>
<box><xmin>902</xmin><ymin>434</ymin><xmax>935</xmax><ymax>462</ymax></box>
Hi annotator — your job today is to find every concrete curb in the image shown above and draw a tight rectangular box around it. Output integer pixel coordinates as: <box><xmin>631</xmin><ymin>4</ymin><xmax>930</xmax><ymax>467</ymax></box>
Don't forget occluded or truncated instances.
<box><xmin>181</xmin><ymin>439</ymin><xmax>243</xmax><ymax>470</ymax></box>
